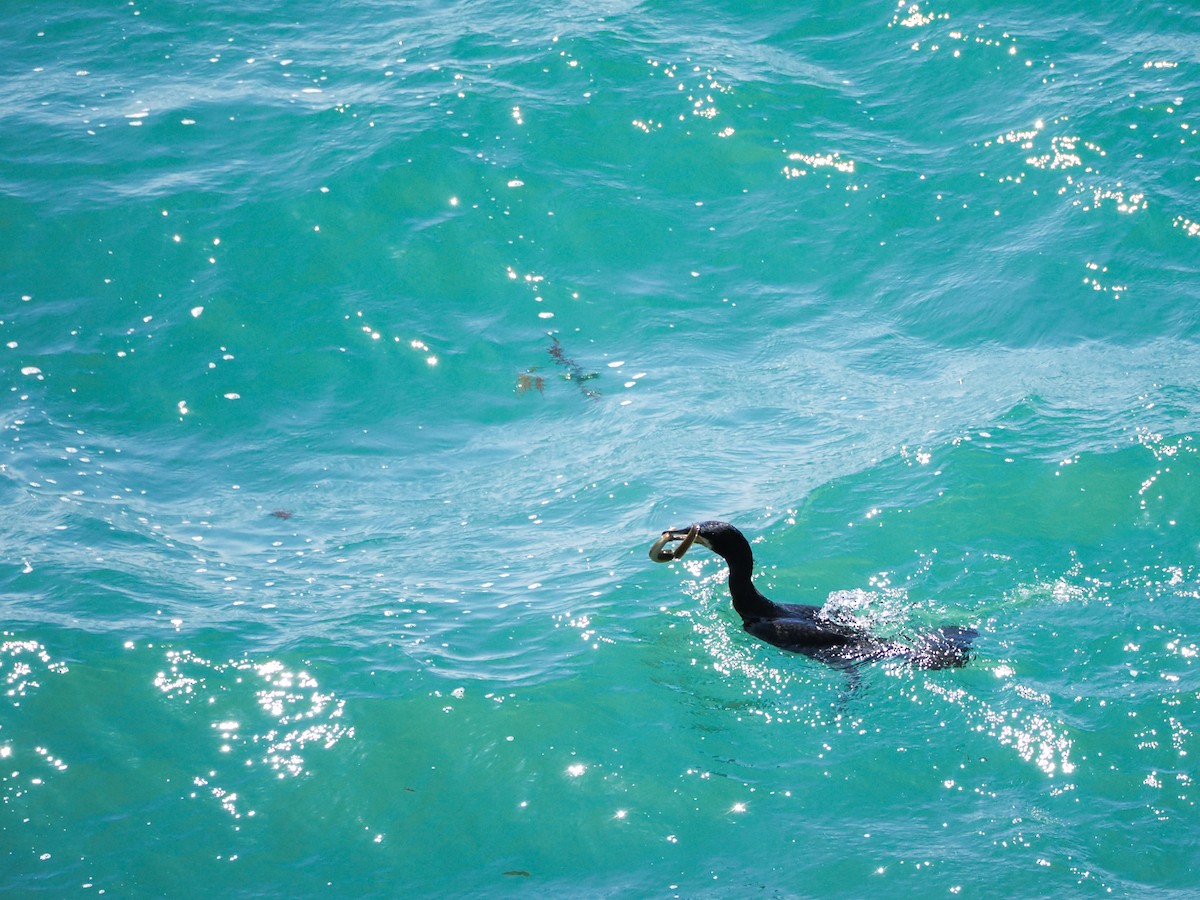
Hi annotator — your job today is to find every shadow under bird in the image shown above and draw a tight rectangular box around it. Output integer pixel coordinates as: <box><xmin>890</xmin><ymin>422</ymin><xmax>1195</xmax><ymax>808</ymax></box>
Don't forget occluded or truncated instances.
<box><xmin>650</xmin><ymin>520</ymin><xmax>976</xmax><ymax>670</ymax></box>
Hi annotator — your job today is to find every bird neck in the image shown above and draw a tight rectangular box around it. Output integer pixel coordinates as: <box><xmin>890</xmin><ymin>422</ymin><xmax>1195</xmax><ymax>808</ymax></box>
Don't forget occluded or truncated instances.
<box><xmin>717</xmin><ymin>537</ymin><xmax>781</xmax><ymax>621</ymax></box>
<box><xmin>727</xmin><ymin>568</ymin><xmax>780</xmax><ymax>621</ymax></box>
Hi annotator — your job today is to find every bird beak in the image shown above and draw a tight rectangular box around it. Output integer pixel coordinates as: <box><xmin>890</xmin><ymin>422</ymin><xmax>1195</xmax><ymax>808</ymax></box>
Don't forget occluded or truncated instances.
<box><xmin>648</xmin><ymin>524</ymin><xmax>700</xmax><ymax>563</ymax></box>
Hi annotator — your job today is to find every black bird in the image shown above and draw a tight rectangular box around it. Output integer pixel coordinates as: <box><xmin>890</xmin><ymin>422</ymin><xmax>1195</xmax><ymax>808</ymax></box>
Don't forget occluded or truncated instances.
<box><xmin>651</xmin><ymin>520</ymin><xmax>976</xmax><ymax>669</ymax></box>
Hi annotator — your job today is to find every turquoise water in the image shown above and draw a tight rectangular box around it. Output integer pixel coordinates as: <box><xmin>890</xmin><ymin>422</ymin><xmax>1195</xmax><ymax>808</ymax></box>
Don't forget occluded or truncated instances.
<box><xmin>2</xmin><ymin>0</ymin><xmax>1199</xmax><ymax>895</ymax></box>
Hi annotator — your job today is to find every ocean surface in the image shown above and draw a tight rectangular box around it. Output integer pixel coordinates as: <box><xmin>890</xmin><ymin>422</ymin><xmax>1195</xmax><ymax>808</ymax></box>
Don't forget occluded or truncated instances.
<box><xmin>2</xmin><ymin>0</ymin><xmax>1198</xmax><ymax>895</ymax></box>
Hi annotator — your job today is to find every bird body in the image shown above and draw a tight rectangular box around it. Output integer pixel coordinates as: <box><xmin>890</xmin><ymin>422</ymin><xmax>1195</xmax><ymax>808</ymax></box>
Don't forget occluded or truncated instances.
<box><xmin>651</xmin><ymin>520</ymin><xmax>975</xmax><ymax>669</ymax></box>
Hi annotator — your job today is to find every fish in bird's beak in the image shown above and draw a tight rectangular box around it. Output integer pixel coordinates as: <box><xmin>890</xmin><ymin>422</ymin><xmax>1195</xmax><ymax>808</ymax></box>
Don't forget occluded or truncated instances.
<box><xmin>648</xmin><ymin>523</ymin><xmax>700</xmax><ymax>563</ymax></box>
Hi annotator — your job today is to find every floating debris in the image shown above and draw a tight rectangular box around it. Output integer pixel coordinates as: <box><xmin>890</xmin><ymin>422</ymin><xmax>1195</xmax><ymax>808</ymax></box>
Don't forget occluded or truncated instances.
<box><xmin>515</xmin><ymin>372</ymin><xmax>544</xmax><ymax>396</ymax></box>
<box><xmin>515</xmin><ymin>337</ymin><xmax>601</xmax><ymax>400</ymax></box>
<box><xmin>548</xmin><ymin>336</ymin><xmax>600</xmax><ymax>399</ymax></box>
